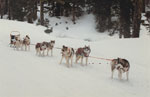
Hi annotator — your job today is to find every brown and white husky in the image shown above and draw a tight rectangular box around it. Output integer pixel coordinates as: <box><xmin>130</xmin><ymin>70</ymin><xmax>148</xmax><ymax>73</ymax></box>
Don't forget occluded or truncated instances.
<box><xmin>35</xmin><ymin>42</ymin><xmax>47</xmax><ymax>56</ymax></box>
<box><xmin>75</xmin><ymin>46</ymin><xmax>91</xmax><ymax>66</ymax></box>
<box><xmin>110</xmin><ymin>58</ymin><xmax>130</xmax><ymax>80</ymax></box>
<box><xmin>59</xmin><ymin>45</ymin><xmax>74</xmax><ymax>67</ymax></box>
<box><xmin>22</xmin><ymin>35</ymin><xmax>30</xmax><ymax>51</ymax></box>
<box><xmin>43</xmin><ymin>40</ymin><xmax>55</xmax><ymax>56</ymax></box>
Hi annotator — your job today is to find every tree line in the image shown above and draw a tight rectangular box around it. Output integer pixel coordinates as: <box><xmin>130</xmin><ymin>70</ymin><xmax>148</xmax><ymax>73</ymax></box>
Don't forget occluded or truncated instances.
<box><xmin>0</xmin><ymin>0</ymin><xmax>148</xmax><ymax>38</ymax></box>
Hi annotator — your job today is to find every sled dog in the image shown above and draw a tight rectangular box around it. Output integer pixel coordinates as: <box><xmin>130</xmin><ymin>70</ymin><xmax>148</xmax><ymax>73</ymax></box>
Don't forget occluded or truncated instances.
<box><xmin>35</xmin><ymin>42</ymin><xmax>47</xmax><ymax>56</ymax></box>
<box><xmin>43</xmin><ymin>40</ymin><xmax>55</xmax><ymax>56</ymax></box>
<box><xmin>22</xmin><ymin>35</ymin><xmax>30</xmax><ymax>51</ymax></box>
<box><xmin>75</xmin><ymin>45</ymin><xmax>91</xmax><ymax>65</ymax></box>
<box><xmin>59</xmin><ymin>45</ymin><xmax>74</xmax><ymax>67</ymax></box>
<box><xmin>110</xmin><ymin>58</ymin><xmax>130</xmax><ymax>80</ymax></box>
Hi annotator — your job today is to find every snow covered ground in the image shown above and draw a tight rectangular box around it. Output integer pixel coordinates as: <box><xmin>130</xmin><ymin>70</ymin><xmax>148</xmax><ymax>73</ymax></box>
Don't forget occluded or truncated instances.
<box><xmin>0</xmin><ymin>15</ymin><xmax>150</xmax><ymax>97</ymax></box>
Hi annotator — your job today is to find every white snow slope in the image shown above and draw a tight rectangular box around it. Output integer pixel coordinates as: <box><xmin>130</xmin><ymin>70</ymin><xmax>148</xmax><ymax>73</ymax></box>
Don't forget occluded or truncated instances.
<box><xmin>0</xmin><ymin>15</ymin><xmax>150</xmax><ymax>97</ymax></box>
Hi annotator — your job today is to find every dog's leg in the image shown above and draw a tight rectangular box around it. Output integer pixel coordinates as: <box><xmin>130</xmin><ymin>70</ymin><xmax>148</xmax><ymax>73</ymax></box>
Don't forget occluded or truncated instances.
<box><xmin>22</xmin><ymin>44</ymin><xmax>24</xmax><ymax>51</ymax></box>
<box><xmin>85</xmin><ymin>57</ymin><xmax>88</xmax><ymax>65</ymax></box>
<box><xmin>36</xmin><ymin>49</ymin><xmax>38</xmax><ymax>55</ymax></box>
<box><xmin>28</xmin><ymin>45</ymin><xmax>30</xmax><ymax>51</ymax></box>
<box><xmin>75</xmin><ymin>56</ymin><xmax>80</xmax><ymax>63</ymax></box>
<box><xmin>36</xmin><ymin>48</ymin><xmax>39</xmax><ymax>55</ymax></box>
<box><xmin>111</xmin><ymin>63</ymin><xmax>116</xmax><ymax>79</ymax></box>
<box><xmin>118</xmin><ymin>70</ymin><xmax>122</xmax><ymax>80</ymax></box>
<box><xmin>39</xmin><ymin>49</ymin><xmax>42</xmax><ymax>56</ymax></box>
<box><xmin>120</xmin><ymin>71</ymin><xmax>122</xmax><ymax>80</ymax></box>
<box><xmin>126</xmin><ymin>71</ymin><xmax>129</xmax><ymax>81</ymax></box>
<box><xmin>25</xmin><ymin>45</ymin><xmax>27</xmax><ymax>51</ymax></box>
<box><xmin>59</xmin><ymin>55</ymin><xmax>64</xmax><ymax>64</ymax></box>
<box><xmin>47</xmin><ymin>48</ymin><xmax>49</xmax><ymax>56</ymax></box>
<box><xmin>81</xmin><ymin>56</ymin><xmax>83</xmax><ymax>65</ymax></box>
<box><xmin>16</xmin><ymin>42</ymin><xmax>19</xmax><ymax>51</ymax></box>
<box><xmin>42</xmin><ymin>49</ymin><xmax>45</xmax><ymax>56</ymax></box>
<box><xmin>66</xmin><ymin>57</ymin><xmax>70</xmax><ymax>67</ymax></box>
<box><xmin>111</xmin><ymin>70</ymin><xmax>114</xmax><ymax>79</ymax></box>
<box><xmin>76</xmin><ymin>56</ymin><xmax>80</xmax><ymax>63</ymax></box>
<box><xmin>70</xmin><ymin>56</ymin><xmax>73</xmax><ymax>67</ymax></box>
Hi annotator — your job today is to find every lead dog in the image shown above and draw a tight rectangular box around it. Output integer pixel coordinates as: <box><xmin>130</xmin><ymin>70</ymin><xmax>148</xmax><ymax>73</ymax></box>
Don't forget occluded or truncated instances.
<box><xmin>110</xmin><ymin>58</ymin><xmax>130</xmax><ymax>80</ymax></box>
<box><xmin>75</xmin><ymin>46</ymin><xmax>91</xmax><ymax>66</ymax></box>
<box><xmin>59</xmin><ymin>45</ymin><xmax>74</xmax><ymax>67</ymax></box>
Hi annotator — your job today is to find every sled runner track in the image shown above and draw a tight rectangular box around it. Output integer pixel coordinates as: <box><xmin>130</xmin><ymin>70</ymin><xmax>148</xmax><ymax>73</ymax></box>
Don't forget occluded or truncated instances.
<box><xmin>30</xmin><ymin>43</ymin><xmax>112</xmax><ymax>61</ymax></box>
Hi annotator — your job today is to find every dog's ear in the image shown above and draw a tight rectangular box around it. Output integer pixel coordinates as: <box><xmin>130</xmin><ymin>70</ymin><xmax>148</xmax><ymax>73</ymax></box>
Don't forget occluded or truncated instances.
<box><xmin>63</xmin><ymin>45</ymin><xmax>65</xmax><ymax>48</ymax></box>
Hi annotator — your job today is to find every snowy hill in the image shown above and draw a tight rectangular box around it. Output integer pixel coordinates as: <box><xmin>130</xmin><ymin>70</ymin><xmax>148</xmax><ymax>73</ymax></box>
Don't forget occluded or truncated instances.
<box><xmin>0</xmin><ymin>17</ymin><xmax>150</xmax><ymax>97</ymax></box>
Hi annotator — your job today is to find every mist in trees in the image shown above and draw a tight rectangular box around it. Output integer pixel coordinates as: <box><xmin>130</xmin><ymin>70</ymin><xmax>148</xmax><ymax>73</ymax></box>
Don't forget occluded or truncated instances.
<box><xmin>0</xmin><ymin>0</ymin><xmax>147</xmax><ymax>38</ymax></box>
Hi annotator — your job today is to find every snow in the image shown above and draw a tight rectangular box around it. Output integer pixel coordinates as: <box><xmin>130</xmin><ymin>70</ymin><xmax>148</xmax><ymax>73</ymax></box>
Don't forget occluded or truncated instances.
<box><xmin>0</xmin><ymin>14</ymin><xmax>150</xmax><ymax>97</ymax></box>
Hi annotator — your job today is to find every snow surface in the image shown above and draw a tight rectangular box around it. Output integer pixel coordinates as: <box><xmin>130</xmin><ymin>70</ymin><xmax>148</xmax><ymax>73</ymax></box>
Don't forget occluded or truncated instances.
<box><xmin>0</xmin><ymin>14</ymin><xmax>150</xmax><ymax>97</ymax></box>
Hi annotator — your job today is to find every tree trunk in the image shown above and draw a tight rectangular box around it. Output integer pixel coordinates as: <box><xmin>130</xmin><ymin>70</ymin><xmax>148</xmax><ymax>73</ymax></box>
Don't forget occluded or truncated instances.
<box><xmin>143</xmin><ymin>0</ymin><xmax>145</xmax><ymax>12</ymax></box>
<box><xmin>132</xmin><ymin>0</ymin><xmax>143</xmax><ymax>37</ymax></box>
<box><xmin>40</xmin><ymin>0</ymin><xmax>44</xmax><ymax>25</ymax></box>
<box><xmin>72</xmin><ymin>3</ymin><xmax>76</xmax><ymax>24</ymax></box>
<box><xmin>0</xmin><ymin>0</ymin><xmax>5</xmax><ymax>19</ymax></box>
<box><xmin>33</xmin><ymin>0</ymin><xmax>37</xmax><ymax>20</ymax></box>
<box><xmin>120</xmin><ymin>0</ymin><xmax>131</xmax><ymax>38</ymax></box>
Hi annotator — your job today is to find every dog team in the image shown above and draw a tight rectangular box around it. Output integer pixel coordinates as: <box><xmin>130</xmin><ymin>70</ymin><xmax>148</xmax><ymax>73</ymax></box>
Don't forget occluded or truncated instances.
<box><xmin>10</xmin><ymin>34</ymin><xmax>130</xmax><ymax>80</ymax></box>
<box><xmin>10</xmin><ymin>34</ymin><xmax>30</xmax><ymax>51</ymax></box>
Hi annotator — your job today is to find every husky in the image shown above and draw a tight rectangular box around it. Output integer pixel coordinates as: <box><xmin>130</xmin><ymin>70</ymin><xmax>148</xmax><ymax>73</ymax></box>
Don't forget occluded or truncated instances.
<box><xmin>43</xmin><ymin>40</ymin><xmax>55</xmax><ymax>56</ymax></box>
<box><xmin>35</xmin><ymin>42</ymin><xmax>47</xmax><ymax>56</ymax></box>
<box><xmin>75</xmin><ymin>45</ymin><xmax>91</xmax><ymax>66</ymax></box>
<box><xmin>22</xmin><ymin>35</ymin><xmax>30</xmax><ymax>51</ymax></box>
<box><xmin>59</xmin><ymin>45</ymin><xmax>74</xmax><ymax>67</ymax></box>
<box><xmin>110</xmin><ymin>58</ymin><xmax>130</xmax><ymax>80</ymax></box>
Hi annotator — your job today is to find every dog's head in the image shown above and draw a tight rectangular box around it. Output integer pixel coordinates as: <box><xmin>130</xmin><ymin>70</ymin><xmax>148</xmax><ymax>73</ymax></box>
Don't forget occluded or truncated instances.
<box><xmin>25</xmin><ymin>35</ymin><xmax>30</xmax><ymax>39</ymax></box>
<box><xmin>61</xmin><ymin>45</ymin><xmax>69</xmax><ymax>55</ymax></box>
<box><xmin>50</xmin><ymin>40</ymin><xmax>55</xmax><ymax>47</ymax></box>
<box><xmin>83</xmin><ymin>45</ymin><xmax>91</xmax><ymax>57</ymax></box>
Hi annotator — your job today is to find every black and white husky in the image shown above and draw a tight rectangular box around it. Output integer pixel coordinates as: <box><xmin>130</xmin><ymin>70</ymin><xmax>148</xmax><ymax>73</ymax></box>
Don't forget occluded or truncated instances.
<box><xmin>59</xmin><ymin>45</ymin><xmax>74</xmax><ymax>67</ymax></box>
<box><xmin>110</xmin><ymin>58</ymin><xmax>130</xmax><ymax>80</ymax></box>
<box><xmin>75</xmin><ymin>46</ymin><xmax>91</xmax><ymax>65</ymax></box>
